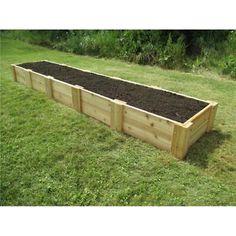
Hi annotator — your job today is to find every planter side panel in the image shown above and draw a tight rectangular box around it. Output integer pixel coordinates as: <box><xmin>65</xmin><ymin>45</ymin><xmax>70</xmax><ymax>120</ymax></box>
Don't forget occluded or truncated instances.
<box><xmin>81</xmin><ymin>90</ymin><xmax>112</xmax><ymax>126</ymax></box>
<box><xmin>14</xmin><ymin>66</ymin><xmax>28</xmax><ymax>85</ymax></box>
<box><xmin>123</xmin><ymin>106</ymin><xmax>174</xmax><ymax>151</ymax></box>
<box><xmin>51</xmin><ymin>79</ymin><xmax>73</xmax><ymax>107</ymax></box>
<box><xmin>188</xmin><ymin>107</ymin><xmax>211</xmax><ymax>147</ymax></box>
<box><xmin>30</xmin><ymin>71</ymin><xmax>46</xmax><ymax>93</ymax></box>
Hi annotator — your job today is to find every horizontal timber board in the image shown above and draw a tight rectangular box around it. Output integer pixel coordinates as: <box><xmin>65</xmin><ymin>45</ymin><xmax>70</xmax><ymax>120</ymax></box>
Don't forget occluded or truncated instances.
<box><xmin>16</xmin><ymin>74</ymin><xmax>26</xmax><ymax>85</ymax></box>
<box><xmin>51</xmin><ymin>79</ymin><xmax>72</xmax><ymax>97</ymax></box>
<box><xmin>123</xmin><ymin>116</ymin><xmax>172</xmax><ymax>141</ymax></box>
<box><xmin>189</xmin><ymin>122</ymin><xmax>208</xmax><ymax>146</ymax></box>
<box><xmin>81</xmin><ymin>89</ymin><xmax>112</xmax><ymax>113</ymax></box>
<box><xmin>82</xmin><ymin>101</ymin><xmax>111</xmax><ymax>125</ymax></box>
<box><xmin>123</xmin><ymin>122</ymin><xmax>171</xmax><ymax>150</ymax></box>
<box><xmin>30</xmin><ymin>72</ymin><xmax>46</xmax><ymax>92</ymax></box>
<box><xmin>124</xmin><ymin>105</ymin><xmax>175</xmax><ymax>132</ymax></box>
<box><xmin>53</xmin><ymin>90</ymin><xmax>73</xmax><ymax>107</ymax></box>
<box><xmin>15</xmin><ymin>66</ymin><xmax>28</xmax><ymax>78</ymax></box>
<box><xmin>190</xmin><ymin>107</ymin><xmax>211</xmax><ymax>133</ymax></box>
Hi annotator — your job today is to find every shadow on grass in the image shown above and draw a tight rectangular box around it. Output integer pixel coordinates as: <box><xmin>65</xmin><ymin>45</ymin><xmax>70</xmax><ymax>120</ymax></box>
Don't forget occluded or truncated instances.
<box><xmin>186</xmin><ymin>130</ymin><xmax>231</xmax><ymax>168</ymax></box>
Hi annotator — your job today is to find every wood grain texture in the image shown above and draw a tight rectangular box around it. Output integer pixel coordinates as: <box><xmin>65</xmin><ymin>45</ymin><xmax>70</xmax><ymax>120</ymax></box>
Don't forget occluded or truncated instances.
<box><xmin>25</xmin><ymin>69</ymin><xmax>33</xmax><ymax>88</ymax></box>
<box><xmin>110</xmin><ymin>99</ymin><xmax>126</xmax><ymax>131</ymax></box>
<box><xmin>189</xmin><ymin>121</ymin><xmax>208</xmax><ymax>146</ymax></box>
<box><xmin>30</xmin><ymin>71</ymin><xmax>47</xmax><ymax>92</ymax></box>
<box><xmin>123</xmin><ymin>105</ymin><xmax>174</xmax><ymax>151</ymax></box>
<box><xmin>82</xmin><ymin>101</ymin><xmax>111</xmax><ymax>125</ymax></box>
<box><xmin>207</xmin><ymin>102</ymin><xmax>218</xmax><ymax>132</ymax></box>
<box><xmin>14</xmin><ymin>66</ymin><xmax>27</xmax><ymax>85</ymax></box>
<box><xmin>71</xmin><ymin>85</ymin><xmax>83</xmax><ymax>112</ymax></box>
<box><xmin>171</xmin><ymin>122</ymin><xmax>192</xmax><ymax>159</ymax></box>
<box><xmin>11</xmin><ymin>65</ymin><xmax>17</xmax><ymax>82</ymax></box>
<box><xmin>51</xmin><ymin>79</ymin><xmax>72</xmax><ymax>96</ymax></box>
<box><xmin>45</xmin><ymin>76</ymin><xmax>53</xmax><ymax>99</ymax></box>
<box><xmin>81</xmin><ymin>89</ymin><xmax>112</xmax><ymax>112</ymax></box>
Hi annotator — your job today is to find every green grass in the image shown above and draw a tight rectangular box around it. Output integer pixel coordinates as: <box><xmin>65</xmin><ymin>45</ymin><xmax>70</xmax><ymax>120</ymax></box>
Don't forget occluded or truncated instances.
<box><xmin>1</xmin><ymin>39</ymin><xmax>236</xmax><ymax>206</ymax></box>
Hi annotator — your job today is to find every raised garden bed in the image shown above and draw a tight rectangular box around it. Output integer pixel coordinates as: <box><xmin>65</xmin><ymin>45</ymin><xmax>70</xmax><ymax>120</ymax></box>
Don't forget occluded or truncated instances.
<box><xmin>11</xmin><ymin>60</ymin><xmax>218</xmax><ymax>159</ymax></box>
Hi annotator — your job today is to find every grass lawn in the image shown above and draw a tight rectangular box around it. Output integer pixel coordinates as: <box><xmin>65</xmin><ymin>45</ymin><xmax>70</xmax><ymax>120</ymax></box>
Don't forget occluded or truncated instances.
<box><xmin>1</xmin><ymin>38</ymin><xmax>236</xmax><ymax>206</ymax></box>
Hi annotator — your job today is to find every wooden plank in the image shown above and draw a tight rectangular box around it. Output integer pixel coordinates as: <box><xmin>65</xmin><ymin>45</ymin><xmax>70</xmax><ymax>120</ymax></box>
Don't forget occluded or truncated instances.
<box><xmin>124</xmin><ymin>105</ymin><xmax>174</xmax><ymax>134</ymax></box>
<box><xmin>171</xmin><ymin>122</ymin><xmax>192</xmax><ymax>159</ymax></box>
<box><xmin>11</xmin><ymin>64</ymin><xmax>17</xmax><ymax>82</ymax></box>
<box><xmin>25</xmin><ymin>69</ymin><xmax>33</xmax><ymax>88</ymax></box>
<box><xmin>51</xmin><ymin>79</ymin><xmax>72</xmax><ymax>97</ymax></box>
<box><xmin>123</xmin><ymin>121</ymin><xmax>172</xmax><ymax>150</ymax></box>
<box><xmin>190</xmin><ymin>108</ymin><xmax>210</xmax><ymax>134</ymax></box>
<box><xmin>53</xmin><ymin>90</ymin><xmax>73</xmax><ymax>107</ymax></box>
<box><xmin>71</xmin><ymin>85</ymin><xmax>83</xmax><ymax>112</ymax></box>
<box><xmin>110</xmin><ymin>99</ymin><xmax>126</xmax><ymax>131</ymax></box>
<box><xmin>16</xmin><ymin>75</ymin><xmax>26</xmax><ymax>85</ymax></box>
<box><xmin>30</xmin><ymin>71</ymin><xmax>47</xmax><ymax>92</ymax></box>
<box><xmin>207</xmin><ymin>102</ymin><xmax>218</xmax><ymax>132</ymax></box>
<box><xmin>15</xmin><ymin>67</ymin><xmax>27</xmax><ymax>85</ymax></box>
<box><xmin>82</xmin><ymin>101</ymin><xmax>111</xmax><ymax>125</ymax></box>
<box><xmin>124</xmin><ymin>116</ymin><xmax>172</xmax><ymax>141</ymax></box>
<box><xmin>184</xmin><ymin>103</ymin><xmax>211</xmax><ymax>124</ymax></box>
<box><xmin>189</xmin><ymin>122</ymin><xmax>208</xmax><ymax>146</ymax></box>
<box><xmin>44</xmin><ymin>76</ymin><xmax>53</xmax><ymax>99</ymax></box>
<box><xmin>14</xmin><ymin>66</ymin><xmax>27</xmax><ymax>78</ymax></box>
<box><xmin>81</xmin><ymin>89</ymin><xmax>112</xmax><ymax>112</ymax></box>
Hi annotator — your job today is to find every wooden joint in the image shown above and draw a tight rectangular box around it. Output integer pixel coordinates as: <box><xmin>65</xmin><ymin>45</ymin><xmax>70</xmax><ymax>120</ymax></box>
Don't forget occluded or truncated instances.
<box><xmin>11</xmin><ymin>64</ymin><xmax>17</xmax><ymax>82</ymax></box>
<box><xmin>206</xmin><ymin>101</ymin><xmax>218</xmax><ymax>132</ymax></box>
<box><xmin>171</xmin><ymin>122</ymin><xmax>192</xmax><ymax>160</ymax></box>
<box><xmin>45</xmin><ymin>76</ymin><xmax>53</xmax><ymax>99</ymax></box>
<box><xmin>110</xmin><ymin>99</ymin><xmax>127</xmax><ymax>132</ymax></box>
<box><xmin>71</xmin><ymin>85</ymin><xmax>83</xmax><ymax>112</ymax></box>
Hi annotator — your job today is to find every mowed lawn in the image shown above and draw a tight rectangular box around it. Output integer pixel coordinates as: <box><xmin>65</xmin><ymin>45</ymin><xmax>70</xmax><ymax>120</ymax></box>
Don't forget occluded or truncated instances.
<box><xmin>1</xmin><ymin>39</ymin><xmax>236</xmax><ymax>206</ymax></box>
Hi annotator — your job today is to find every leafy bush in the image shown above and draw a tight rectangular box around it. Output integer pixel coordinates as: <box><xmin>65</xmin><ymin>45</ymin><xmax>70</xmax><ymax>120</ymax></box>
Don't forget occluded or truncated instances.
<box><xmin>3</xmin><ymin>30</ymin><xmax>236</xmax><ymax>79</ymax></box>
<box><xmin>159</xmin><ymin>34</ymin><xmax>186</xmax><ymax>69</ymax></box>
<box><xmin>222</xmin><ymin>55</ymin><xmax>236</xmax><ymax>79</ymax></box>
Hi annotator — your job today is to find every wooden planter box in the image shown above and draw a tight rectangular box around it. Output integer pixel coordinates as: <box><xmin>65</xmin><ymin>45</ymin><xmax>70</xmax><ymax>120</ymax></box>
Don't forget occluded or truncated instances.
<box><xmin>11</xmin><ymin>61</ymin><xmax>218</xmax><ymax>159</ymax></box>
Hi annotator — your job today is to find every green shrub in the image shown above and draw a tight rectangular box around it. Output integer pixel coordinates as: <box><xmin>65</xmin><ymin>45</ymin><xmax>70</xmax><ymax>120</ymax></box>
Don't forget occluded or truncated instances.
<box><xmin>159</xmin><ymin>34</ymin><xmax>186</xmax><ymax>69</ymax></box>
<box><xmin>3</xmin><ymin>30</ymin><xmax>236</xmax><ymax>79</ymax></box>
<box><xmin>222</xmin><ymin>55</ymin><xmax>236</xmax><ymax>79</ymax></box>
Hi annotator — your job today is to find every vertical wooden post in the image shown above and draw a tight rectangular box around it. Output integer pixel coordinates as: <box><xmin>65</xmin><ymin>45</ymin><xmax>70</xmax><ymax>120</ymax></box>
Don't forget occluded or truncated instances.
<box><xmin>71</xmin><ymin>85</ymin><xmax>83</xmax><ymax>112</ymax></box>
<box><xmin>110</xmin><ymin>99</ymin><xmax>126</xmax><ymax>132</ymax></box>
<box><xmin>11</xmin><ymin>64</ymin><xmax>17</xmax><ymax>82</ymax></box>
<box><xmin>25</xmin><ymin>69</ymin><xmax>33</xmax><ymax>88</ymax></box>
<box><xmin>171</xmin><ymin>122</ymin><xmax>192</xmax><ymax>159</ymax></box>
<box><xmin>207</xmin><ymin>102</ymin><xmax>218</xmax><ymax>132</ymax></box>
<box><xmin>44</xmin><ymin>76</ymin><xmax>53</xmax><ymax>99</ymax></box>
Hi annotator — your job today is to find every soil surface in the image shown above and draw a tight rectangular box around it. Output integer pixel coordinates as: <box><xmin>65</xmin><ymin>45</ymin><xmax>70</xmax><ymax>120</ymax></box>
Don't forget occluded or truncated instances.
<box><xmin>19</xmin><ymin>61</ymin><xmax>208</xmax><ymax>123</ymax></box>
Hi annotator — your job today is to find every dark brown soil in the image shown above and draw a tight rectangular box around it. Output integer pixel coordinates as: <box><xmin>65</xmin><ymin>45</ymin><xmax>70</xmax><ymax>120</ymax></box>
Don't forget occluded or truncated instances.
<box><xmin>19</xmin><ymin>61</ymin><xmax>208</xmax><ymax>123</ymax></box>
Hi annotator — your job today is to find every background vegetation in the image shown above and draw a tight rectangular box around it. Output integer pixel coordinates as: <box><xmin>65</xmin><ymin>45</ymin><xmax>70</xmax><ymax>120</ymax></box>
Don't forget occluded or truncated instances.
<box><xmin>2</xmin><ymin>30</ymin><xmax>236</xmax><ymax>79</ymax></box>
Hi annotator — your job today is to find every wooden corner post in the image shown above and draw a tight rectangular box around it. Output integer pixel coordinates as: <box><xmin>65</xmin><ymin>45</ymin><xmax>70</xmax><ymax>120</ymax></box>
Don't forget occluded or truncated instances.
<box><xmin>207</xmin><ymin>101</ymin><xmax>218</xmax><ymax>132</ymax></box>
<box><xmin>44</xmin><ymin>76</ymin><xmax>53</xmax><ymax>99</ymax></box>
<box><xmin>171</xmin><ymin>122</ymin><xmax>192</xmax><ymax>159</ymax></box>
<box><xmin>71</xmin><ymin>85</ymin><xmax>83</xmax><ymax>112</ymax></box>
<box><xmin>11</xmin><ymin>64</ymin><xmax>17</xmax><ymax>82</ymax></box>
<box><xmin>110</xmin><ymin>99</ymin><xmax>126</xmax><ymax>132</ymax></box>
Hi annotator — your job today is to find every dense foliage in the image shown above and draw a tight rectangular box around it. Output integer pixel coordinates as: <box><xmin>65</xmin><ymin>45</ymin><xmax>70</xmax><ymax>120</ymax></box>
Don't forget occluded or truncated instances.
<box><xmin>3</xmin><ymin>30</ymin><xmax>236</xmax><ymax>78</ymax></box>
